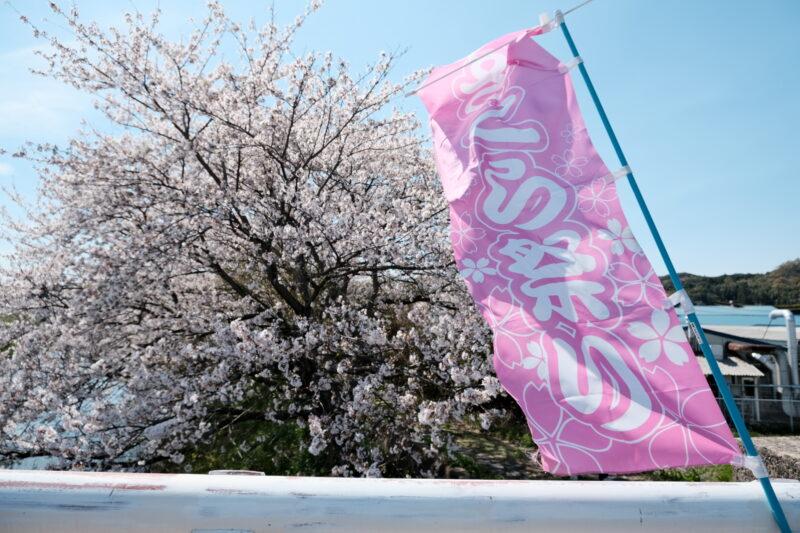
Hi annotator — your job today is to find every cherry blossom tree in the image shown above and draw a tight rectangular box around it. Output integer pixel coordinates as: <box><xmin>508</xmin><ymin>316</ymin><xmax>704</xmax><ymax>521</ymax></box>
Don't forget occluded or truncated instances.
<box><xmin>0</xmin><ymin>2</ymin><xmax>502</xmax><ymax>476</ymax></box>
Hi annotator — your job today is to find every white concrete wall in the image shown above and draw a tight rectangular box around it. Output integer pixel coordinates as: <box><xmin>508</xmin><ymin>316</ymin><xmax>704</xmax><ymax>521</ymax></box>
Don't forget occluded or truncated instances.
<box><xmin>1</xmin><ymin>469</ymin><xmax>799</xmax><ymax>532</ymax></box>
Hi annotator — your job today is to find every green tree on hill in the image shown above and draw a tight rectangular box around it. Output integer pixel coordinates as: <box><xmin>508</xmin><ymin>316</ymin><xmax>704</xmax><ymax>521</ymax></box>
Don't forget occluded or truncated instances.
<box><xmin>660</xmin><ymin>259</ymin><xmax>800</xmax><ymax>306</ymax></box>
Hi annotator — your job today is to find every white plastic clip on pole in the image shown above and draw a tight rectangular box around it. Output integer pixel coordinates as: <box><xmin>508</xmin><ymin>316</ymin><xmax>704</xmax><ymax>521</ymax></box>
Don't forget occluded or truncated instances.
<box><xmin>537</xmin><ymin>12</ymin><xmax>561</xmax><ymax>35</ymax></box>
<box><xmin>668</xmin><ymin>289</ymin><xmax>695</xmax><ymax>315</ymax></box>
<box><xmin>731</xmin><ymin>454</ymin><xmax>770</xmax><ymax>479</ymax></box>
<box><xmin>558</xmin><ymin>56</ymin><xmax>583</xmax><ymax>73</ymax></box>
<box><xmin>600</xmin><ymin>165</ymin><xmax>631</xmax><ymax>183</ymax></box>
<box><xmin>538</xmin><ymin>12</ymin><xmax>550</xmax><ymax>27</ymax></box>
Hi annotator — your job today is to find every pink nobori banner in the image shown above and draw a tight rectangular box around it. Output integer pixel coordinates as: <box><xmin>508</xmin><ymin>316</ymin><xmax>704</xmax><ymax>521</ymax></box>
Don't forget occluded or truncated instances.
<box><xmin>418</xmin><ymin>30</ymin><xmax>740</xmax><ymax>475</ymax></box>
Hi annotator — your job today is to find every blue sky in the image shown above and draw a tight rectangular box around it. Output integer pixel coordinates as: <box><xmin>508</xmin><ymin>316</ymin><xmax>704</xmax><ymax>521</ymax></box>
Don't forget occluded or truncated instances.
<box><xmin>1</xmin><ymin>0</ymin><xmax>798</xmax><ymax>276</ymax></box>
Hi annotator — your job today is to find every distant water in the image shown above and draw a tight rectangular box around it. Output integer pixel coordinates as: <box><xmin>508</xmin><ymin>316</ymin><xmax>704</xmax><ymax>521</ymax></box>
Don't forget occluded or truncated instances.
<box><xmin>683</xmin><ymin>305</ymin><xmax>785</xmax><ymax>327</ymax></box>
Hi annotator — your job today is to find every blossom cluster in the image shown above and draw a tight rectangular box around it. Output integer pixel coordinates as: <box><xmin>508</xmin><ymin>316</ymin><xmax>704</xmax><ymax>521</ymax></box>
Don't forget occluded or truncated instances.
<box><xmin>0</xmin><ymin>2</ymin><xmax>500</xmax><ymax>477</ymax></box>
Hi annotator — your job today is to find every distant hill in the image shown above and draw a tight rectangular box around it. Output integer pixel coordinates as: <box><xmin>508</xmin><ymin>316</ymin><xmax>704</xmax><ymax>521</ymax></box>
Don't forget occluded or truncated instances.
<box><xmin>659</xmin><ymin>259</ymin><xmax>800</xmax><ymax>306</ymax></box>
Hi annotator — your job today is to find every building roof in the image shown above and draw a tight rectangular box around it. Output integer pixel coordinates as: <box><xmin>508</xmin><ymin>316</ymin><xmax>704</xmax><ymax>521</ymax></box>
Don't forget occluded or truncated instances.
<box><xmin>704</xmin><ymin>326</ymin><xmax>799</xmax><ymax>349</ymax></box>
<box><xmin>695</xmin><ymin>355</ymin><xmax>764</xmax><ymax>378</ymax></box>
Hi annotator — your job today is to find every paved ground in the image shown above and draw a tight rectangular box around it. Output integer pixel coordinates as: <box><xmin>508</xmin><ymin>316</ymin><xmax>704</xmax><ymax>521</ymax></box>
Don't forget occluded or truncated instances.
<box><xmin>734</xmin><ymin>437</ymin><xmax>800</xmax><ymax>481</ymax></box>
<box><xmin>450</xmin><ymin>429</ymin><xmax>554</xmax><ymax>480</ymax></box>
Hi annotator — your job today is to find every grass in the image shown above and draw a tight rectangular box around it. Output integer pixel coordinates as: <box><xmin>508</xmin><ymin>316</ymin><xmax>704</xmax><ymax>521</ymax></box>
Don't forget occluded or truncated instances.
<box><xmin>648</xmin><ymin>464</ymin><xmax>734</xmax><ymax>482</ymax></box>
<box><xmin>448</xmin><ymin>415</ymin><xmax>739</xmax><ymax>482</ymax></box>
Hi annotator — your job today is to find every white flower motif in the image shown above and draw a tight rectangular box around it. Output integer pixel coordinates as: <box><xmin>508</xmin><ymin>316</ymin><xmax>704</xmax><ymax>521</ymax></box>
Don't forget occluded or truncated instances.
<box><xmin>578</xmin><ymin>178</ymin><xmax>617</xmax><ymax>217</ymax></box>
<box><xmin>608</xmin><ymin>254</ymin><xmax>664</xmax><ymax>309</ymax></box>
<box><xmin>449</xmin><ymin>212</ymin><xmax>485</xmax><ymax>254</ymax></box>
<box><xmin>459</xmin><ymin>257</ymin><xmax>496</xmax><ymax>283</ymax></box>
<box><xmin>522</xmin><ymin>340</ymin><xmax>548</xmax><ymax>381</ymax></box>
<box><xmin>551</xmin><ymin>149</ymin><xmax>588</xmax><ymax>178</ymax></box>
<box><xmin>628</xmin><ymin>309</ymin><xmax>689</xmax><ymax>366</ymax></box>
<box><xmin>560</xmin><ymin>123</ymin><xmax>581</xmax><ymax>145</ymax></box>
<box><xmin>597</xmin><ymin>218</ymin><xmax>641</xmax><ymax>255</ymax></box>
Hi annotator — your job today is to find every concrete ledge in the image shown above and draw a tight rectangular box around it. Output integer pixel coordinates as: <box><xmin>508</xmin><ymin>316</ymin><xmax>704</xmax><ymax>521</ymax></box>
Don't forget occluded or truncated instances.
<box><xmin>1</xmin><ymin>469</ymin><xmax>799</xmax><ymax>532</ymax></box>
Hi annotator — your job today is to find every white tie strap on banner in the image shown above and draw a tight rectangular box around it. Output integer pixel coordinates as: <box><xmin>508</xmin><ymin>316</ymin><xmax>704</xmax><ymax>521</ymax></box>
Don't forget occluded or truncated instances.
<box><xmin>731</xmin><ymin>454</ymin><xmax>770</xmax><ymax>479</ymax></box>
<box><xmin>669</xmin><ymin>289</ymin><xmax>696</xmax><ymax>315</ymax></box>
<box><xmin>600</xmin><ymin>165</ymin><xmax>632</xmax><ymax>183</ymax></box>
<box><xmin>558</xmin><ymin>55</ymin><xmax>583</xmax><ymax>73</ymax></box>
<box><xmin>537</xmin><ymin>10</ymin><xmax>567</xmax><ymax>34</ymax></box>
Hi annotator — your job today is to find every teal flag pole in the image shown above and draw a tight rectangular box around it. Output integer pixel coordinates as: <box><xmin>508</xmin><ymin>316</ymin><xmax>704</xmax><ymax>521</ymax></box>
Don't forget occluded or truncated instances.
<box><xmin>556</xmin><ymin>12</ymin><xmax>792</xmax><ymax>533</ymax></box>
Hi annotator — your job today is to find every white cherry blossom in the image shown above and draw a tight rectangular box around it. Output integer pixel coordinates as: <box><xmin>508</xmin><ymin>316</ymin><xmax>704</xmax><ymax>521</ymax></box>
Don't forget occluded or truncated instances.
<box><xmin>459</xmin><ymin>257</ymin><xmax>497</xmax><ymax>283</ymax></box>
<box><xmin>578</xmin><ymin>178</ymin><xmax>617</xmax><ymax>217</ymax></box>
<box><xmin>598</xmin><ymin>218</ymin><xmax>641</xmax><ymax>255</ymax></box>
<box><xmin>449</xmin><ymin>212</ymin><xmax>485</xmax><ymax>254</ymax></box>
<box><xmin>0</xmin><ymin>2</ymin><xmax>499</xmax><ymax>478</ymax></box>
<box><xmin>551</xmin><ymin>149</ymin><xmax>588</xmax><ymax>178</ymax></box>
<box><xmin>522</xmin><ymin>340</ymin><xmax>548</xmax><ymax>381</ymax></box>
<box><xmin>628</xmin><ymin>309</ymin><xmax>690</xmax><ymax>366</ymax></box>
<box><xmin>560</xmin><ymin>123</ymin><xmax>580</xmax><ymax>145</ymax></box>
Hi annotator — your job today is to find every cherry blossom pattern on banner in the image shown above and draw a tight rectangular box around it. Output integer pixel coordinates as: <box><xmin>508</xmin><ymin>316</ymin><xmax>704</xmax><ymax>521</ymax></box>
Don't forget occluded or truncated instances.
<box><xmin>419</xmin><ymin>29</ymin><xmax>740</xmax><ymax>474</ymax></box>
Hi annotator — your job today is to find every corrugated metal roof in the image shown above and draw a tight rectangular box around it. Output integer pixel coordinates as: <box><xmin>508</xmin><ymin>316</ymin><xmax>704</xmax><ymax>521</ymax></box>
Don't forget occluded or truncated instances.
<box><xmin>696</xmin><ymin>355</ymin><xmax>764</xmax><ymax>378</ymax></box>
<box><xmin>703</xmin><ymin>326</ymin><xmax>799</xmax><ymax>348</ymax></box>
